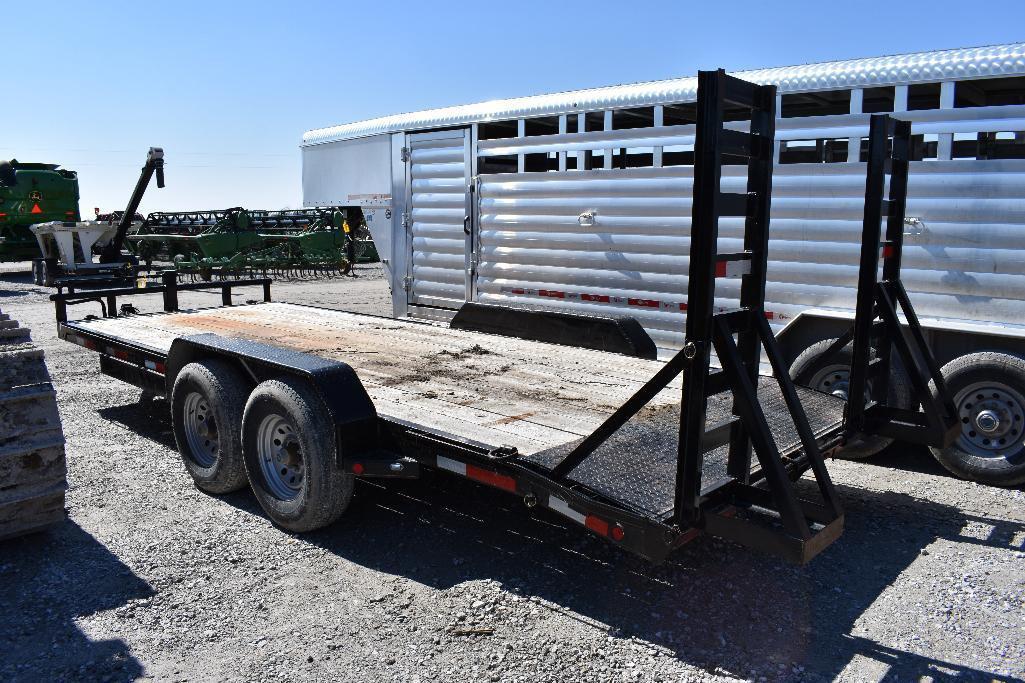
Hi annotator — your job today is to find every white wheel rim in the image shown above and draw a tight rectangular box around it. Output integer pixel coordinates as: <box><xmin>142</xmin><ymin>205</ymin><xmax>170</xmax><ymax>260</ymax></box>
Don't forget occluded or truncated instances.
<box><xmin>954</xmin><ymin>381</ymin><xmax>1025</xmax><ymax>459</ymax></box>
<box><xmin>809</xmin><ymin>364</ymin><xmax>851</xmax><ymax>400</ymax></box>
<box><xmin>182</xmin><ymin>391</ymin><xmax>218</xmax><ymax>467</ymax></box>
<box><xmin>256</xmin><ymin>413</ymin><xmax>304</xmax><ymax>500</ymax></box>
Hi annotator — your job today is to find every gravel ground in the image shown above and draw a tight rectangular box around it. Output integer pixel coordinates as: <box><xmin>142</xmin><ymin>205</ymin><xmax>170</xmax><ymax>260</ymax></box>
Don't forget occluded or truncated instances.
<box><xmin>0</xmin><ymin>261</ymin><xmax>1023</xmax><ymax>682</ymax></box>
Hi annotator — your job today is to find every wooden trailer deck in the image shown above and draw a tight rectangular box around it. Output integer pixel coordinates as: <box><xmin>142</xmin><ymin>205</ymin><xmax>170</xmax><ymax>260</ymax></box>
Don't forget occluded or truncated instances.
<box><xmin>66</xmin><ymin>301</ymin><xmax>846</xmax><ymax>518</ymax></box>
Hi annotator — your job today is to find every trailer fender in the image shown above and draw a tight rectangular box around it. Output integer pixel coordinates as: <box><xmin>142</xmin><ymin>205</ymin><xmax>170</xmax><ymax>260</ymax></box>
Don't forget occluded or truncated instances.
<box><xmin>774</xmin><ymin>310</ymin><xmax>855</xmax><ymax>365</ymax></box>
<box><xmin>165</xmin><ymin>333</ymin><xmax>379</xmax><ymax>461</ymax></box>
<box><xmin>451</xmin><ymin>302</ymin><xmax>658</xmax><ymax>360</ymax></box>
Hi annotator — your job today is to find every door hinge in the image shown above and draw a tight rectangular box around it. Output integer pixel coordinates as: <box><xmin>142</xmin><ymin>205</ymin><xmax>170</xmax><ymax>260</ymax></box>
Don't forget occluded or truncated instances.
<box><xmin>400</xmin><ymin>147</ymin><xmax>410</xmax><ymax>163</ymax></box>
<box><xmin>402</xmin><ymin>275</ymin><xmax>413</xmax><ymax>291</ymax></box>
<box><xmin>401</xmin><ymin>212</ymin><xmax>410</xmax><ymax>229</ymax></box>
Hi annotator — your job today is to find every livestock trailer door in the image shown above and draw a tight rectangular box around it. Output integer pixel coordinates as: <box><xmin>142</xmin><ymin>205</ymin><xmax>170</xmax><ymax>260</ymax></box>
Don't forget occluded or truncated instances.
<box><xmin>405</xmin><ymin>129</ymin><xmax>473</xmax><ymax>312</ymax></box>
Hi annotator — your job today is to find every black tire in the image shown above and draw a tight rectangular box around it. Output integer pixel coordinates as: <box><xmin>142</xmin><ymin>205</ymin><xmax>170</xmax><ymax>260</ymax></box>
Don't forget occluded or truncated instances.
<box><xmin>32</xmin><ymin>259</ymin><xmax>55</xmax><ymax>287</ymax></box>
<box><xmin>241</xmin><ymin>377</ymin><xmax>353</xmax><ymax>533</ymax></box>
<box><xmin>170</xmin><ymin>359</ymin><xmax>250</xmax><ymax>494</ymax></box>
<box><xmin>790</xmin><ymin>338</ymin><xmax>912</xmax><ymax>459</ymax></box>
<box><xmin>929</xmin><ymin>352</ymin><xmax>1025</xmax><ymax>487</ymax></box>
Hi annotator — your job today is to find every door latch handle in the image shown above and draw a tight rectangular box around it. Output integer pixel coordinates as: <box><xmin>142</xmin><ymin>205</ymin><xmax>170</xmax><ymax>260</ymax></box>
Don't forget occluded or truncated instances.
<box><xmin>463</xmin><ymin>215</ymin><xmax>471</xmax><ymax>235</ymax></box>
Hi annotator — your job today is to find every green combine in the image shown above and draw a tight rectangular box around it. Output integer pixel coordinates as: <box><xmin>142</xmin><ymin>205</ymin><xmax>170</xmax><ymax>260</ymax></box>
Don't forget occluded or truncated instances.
<box><xmin>0</xmin><ymin>160</ymin><xmax>81</xmax><ymax>261</ymax></box>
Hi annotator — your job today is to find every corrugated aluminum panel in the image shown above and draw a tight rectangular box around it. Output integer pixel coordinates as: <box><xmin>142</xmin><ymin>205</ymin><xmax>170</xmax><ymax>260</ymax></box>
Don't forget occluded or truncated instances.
<box><xmin>304</xmin><ymin>42</ymin><xmax>1025</xmax><ymax>145</ymax></box>
<box><xmin>407</xmin><ymin>130</ymin><xmax>470</xmax><ymax>308</ymax></box>
<box><xmin>476</xmin><ymin>159</ymin><xmax>1025</xmax><ymax>351</ymax></box>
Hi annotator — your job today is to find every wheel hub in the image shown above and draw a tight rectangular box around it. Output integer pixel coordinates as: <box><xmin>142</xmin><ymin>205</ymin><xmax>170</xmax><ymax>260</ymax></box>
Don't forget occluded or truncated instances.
<box><xmin>974</xmin><ymin>409</ymin><xmax>1001</xmax><ymax>434</ymax></box>
<box><xmin>955</xmin><ymin>382</ymin><xmax>1025</xmax><ymax>457</ymax></box>
<box><xmin>810</xmin><ymin>365</ymin><xmax>850</xmax><ymax>401</ymax></box>
<box><xmin>182</xmin><ymin>391</ymin><xmax>219</xmax><ymax>467</ymax></box>
<box><xmin>257</xmin><ymin>413</ymin><xmax>304</xmax><ymax>500</ymax></box>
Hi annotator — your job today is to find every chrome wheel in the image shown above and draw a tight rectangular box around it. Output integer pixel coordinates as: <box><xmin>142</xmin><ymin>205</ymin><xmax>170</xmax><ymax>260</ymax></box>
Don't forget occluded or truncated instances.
<box><xmin>182</xmin><ymin>391</ymin><xmax>219</xmax><ymax>467</ymax></box>
<box><xmin>256</xmin><ymin>413</ymin><xmax>304</xmax><ymax>500</ymax></box>
<box><xmin>954</xmin><ymin>381</ymin><xmax>1025</xmax><ymax>458</ymax></box>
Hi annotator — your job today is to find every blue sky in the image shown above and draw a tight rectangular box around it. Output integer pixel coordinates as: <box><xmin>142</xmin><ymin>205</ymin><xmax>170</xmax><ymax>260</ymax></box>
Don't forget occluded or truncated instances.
<box><xmin>4</xmin><ymin>1</ymin><xmax>1022</xmax><ymax>213</ymax></box>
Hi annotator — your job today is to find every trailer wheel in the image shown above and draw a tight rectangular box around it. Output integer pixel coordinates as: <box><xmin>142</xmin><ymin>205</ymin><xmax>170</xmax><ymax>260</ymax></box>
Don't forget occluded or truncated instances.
<box><xmin>241</xmin><ymin>377</ymin><xmax>352</xmax><ymax>533</ymax></box>
<box><xmin>929</xmin><ymin>352</ymin><xmax>1025</xmax><ymax>486</ymax></box>
<box><xmin>171</xmin><ymin>360</ymin><xmax>250</xmax><ymax>494</ymax></box>
<box><xmin>790</xmin><ymin>338</ymin><xmax>912</xmax><ymax>459</ymax></box>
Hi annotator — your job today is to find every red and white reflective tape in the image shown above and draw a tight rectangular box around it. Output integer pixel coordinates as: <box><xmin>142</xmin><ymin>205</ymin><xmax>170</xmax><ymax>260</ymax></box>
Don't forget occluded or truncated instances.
<box><xmin>498</xmin><ymin>286</ymin><xmax>780</xmax><ymax>321</ymax></box>
<box><xmin>548</xmin><ymin>495</ymin><xmax>624</xmax><ymax>541</ymax></box>
<box><xmin>64</xmin><ymin>333</ymin><xmax>92</xmax><ymax>350</ymax></box>
<box><xmin>436</xmin><ymin>455</ymin><xmax>517</xmax><ymax>493</ymax></box>
<box><xmin>501</xmin><ymin>286</ymin><xmax>686</xmax><ymax>312</ymax></box>
<box><xmin>143</xmin><ymin>359</ymin><xmax>167</xmax><ymax>374</ymax></box>
<box><xmin>714</xmin><ymin>259</ymin><xmax>752</xmax><ymax>278</ymax></box>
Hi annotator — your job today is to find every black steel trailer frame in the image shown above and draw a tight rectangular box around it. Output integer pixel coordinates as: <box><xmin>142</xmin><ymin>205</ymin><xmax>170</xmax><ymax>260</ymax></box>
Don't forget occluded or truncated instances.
<box><xmin>50</xmin><ymin>71</ymin><xmax>957</xmax><ymax>564</ymax></box>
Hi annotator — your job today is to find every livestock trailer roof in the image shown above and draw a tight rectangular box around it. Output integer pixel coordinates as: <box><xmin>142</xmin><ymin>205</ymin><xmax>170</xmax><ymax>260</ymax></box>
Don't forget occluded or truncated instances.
<box><xmin>303</xmin><ymin>42</ymin><xmax>1025</xmax><ymax>145</ymax></box>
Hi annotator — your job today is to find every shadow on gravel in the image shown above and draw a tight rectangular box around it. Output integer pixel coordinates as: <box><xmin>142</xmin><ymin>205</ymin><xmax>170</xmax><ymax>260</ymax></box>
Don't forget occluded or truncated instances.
<box><xmin>0</xmin><ymin>270</ymin><xmax>32</xmax><ymax>284</ymax></box>
<box><xmin>94</xmin><ymin>397</ymin><xmax>1022</xmax><ymax>680</ymax></box>
<box><xmin>305</xmin><ymin>474</ymin><xmax>1022</xmax><ymax>681</ymax></box>
<box><xmin>0</xmin><ymin>521</ymin><xmax>152</xmax><ymax>682</ymax></box>
<box><xmin>97</xmin><ymin>399</ymin><xmax>177</xmax><ymax>451</ymax></box>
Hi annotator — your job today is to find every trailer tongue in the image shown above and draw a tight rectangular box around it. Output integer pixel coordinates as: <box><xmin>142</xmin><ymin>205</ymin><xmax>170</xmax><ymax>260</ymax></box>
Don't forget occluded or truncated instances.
<box><xmin>50</xmin><ymin>71</ymin><xmax>958</xmax><ymax>564</ymax></box>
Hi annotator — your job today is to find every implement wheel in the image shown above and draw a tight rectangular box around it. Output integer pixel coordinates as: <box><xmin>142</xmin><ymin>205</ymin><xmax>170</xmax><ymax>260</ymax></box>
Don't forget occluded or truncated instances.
<box><xmin>241</xmin><ymin>377</ymin><xmax>352</xmax><ymax>532</ymax></box>
<box><xmin>171</xmin><ymin>359</ymin><xmax>250</xmax><ymax>493</ymax></box>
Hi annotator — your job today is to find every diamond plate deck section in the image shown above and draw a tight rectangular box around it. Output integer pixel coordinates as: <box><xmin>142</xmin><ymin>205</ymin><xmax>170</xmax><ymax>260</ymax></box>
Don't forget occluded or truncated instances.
<box><xmin>525</xmin><ymin>381</ymin><xmax>844</xmax><ymax>519</ymax></box>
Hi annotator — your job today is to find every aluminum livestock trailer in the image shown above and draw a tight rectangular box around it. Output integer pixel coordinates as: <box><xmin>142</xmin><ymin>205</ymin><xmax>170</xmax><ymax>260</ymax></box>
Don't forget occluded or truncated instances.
<box><xmin>302</xmin><ymin>42</ymin><xmax>1025</xmax><ymax>485</ymax></box>
<box><xmin>53</xmin><ymin>73</ymin><xmax>957</xmax><ymax>563</ymax></box>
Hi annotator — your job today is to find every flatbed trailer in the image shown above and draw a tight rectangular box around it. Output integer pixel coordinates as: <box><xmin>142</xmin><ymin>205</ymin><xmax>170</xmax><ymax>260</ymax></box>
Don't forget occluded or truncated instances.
<box><xmin>50</xmin><ymin>72</ymin><xmax>958</xmax><ymax>564</ymax></box>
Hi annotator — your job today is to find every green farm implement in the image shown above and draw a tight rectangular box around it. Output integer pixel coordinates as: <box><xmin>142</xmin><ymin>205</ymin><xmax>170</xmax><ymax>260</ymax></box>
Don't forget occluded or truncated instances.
<box><xmin>130</xmin><ymin>206</ymin><xmax>375</xmax><ymax>279</ymax></box>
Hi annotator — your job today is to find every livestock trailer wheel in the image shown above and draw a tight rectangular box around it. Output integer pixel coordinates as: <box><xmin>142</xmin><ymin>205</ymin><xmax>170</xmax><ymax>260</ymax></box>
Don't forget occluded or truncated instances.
<box><xmin>790</xmin><ymin>338</ymin><xmax>911</xmax><ymax>459</ymax></box>
<box><xmin>241</xmin><ymin>378</ymin><xmax>353</xmax><ymax>533</ymax></box>
<box><xmin>171</xmin><ymin>360</ymin><xmax>250</xmax><ymax>494</ymax></box>
<box><xmin>929</xmin><ymin>352</ymin><xmax>1025</xmax><ymax>486</ymax></box>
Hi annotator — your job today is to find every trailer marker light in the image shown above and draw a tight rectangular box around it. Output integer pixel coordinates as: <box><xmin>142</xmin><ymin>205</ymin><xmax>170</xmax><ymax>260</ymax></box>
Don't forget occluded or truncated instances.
<box><xmin>352</xmin><ymin>462</ymin><xmax>365</xmax><ymax>475</ymax></box>
<box><xmin>610</xmin><ymin>524</ymin><xmax>625</xmax><ymax>541</ymax></box>
<box><xmin>30</xmin><ymin>203</ymin><xmax>42</xmax><ymax>214</ymax></box>
<box><xmin>154</xmin><ymin>361</ymin><xmax>166</xmax><ymax>373</ymax></box>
